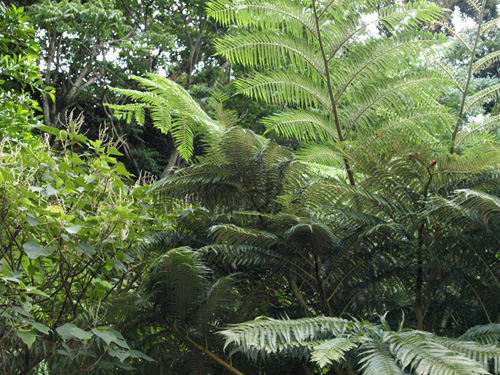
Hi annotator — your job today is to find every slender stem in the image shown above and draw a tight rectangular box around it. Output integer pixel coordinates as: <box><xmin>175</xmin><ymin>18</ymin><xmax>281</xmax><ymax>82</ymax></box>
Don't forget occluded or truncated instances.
<box><xmin>168</xmin><ymin>321</ymin><xmax>246</xmax><ymax>375</ymax></box>
<box><xmin>313</xmin><ymin>252</ymin><xmax>333</xmax><ymax>316</ymax></box>
<box><xmin>450</xmin><ymin>0</ymin><xmax>486</xmax><ymax>153</ymax></box>
<box><xmin>287</xmin><ymin>269</ymin><xmax>313</xmax><ymax>317</ymax></box>
<box><xmin>311</xmin><ymin>0</ymin><xmax>355</xmax><ymax>186</ymax></box>
<box><xmin>416</xmin><ymin>169</ymin><xmax>434</xmax><ymax>331</ymax></box>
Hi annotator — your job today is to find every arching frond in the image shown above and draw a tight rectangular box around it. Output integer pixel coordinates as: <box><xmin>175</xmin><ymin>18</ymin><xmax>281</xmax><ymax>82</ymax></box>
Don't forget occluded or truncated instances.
<box><xmin>234</xmin><ymin>71</ymin><xmax>331</xmax><ymax>110</ymax></box>
<box><xmin>455</xmin><ymin>115</ymin><xmax>500</xmax><ymax>145</ymax></box>
<box><xmin>472</xmin><ymin>50</ymin><xmax>500</xmax><ymax>75</ymax></box>
<box><xmin>219</xmin><ymin>316</ymin><xmax>352</xmax><ymax>354</ymax></box>
<box><xmin>108</xmin><ymin>74</ymin><xmax>223</xmax><ymax>161</ymax></box>
<box><xmin>461</xmin><ymin>324</ymin><xmax>500</xmax><ymax>345</ymax></box>
<box><xmin>479</xmin><ymin>17</ymin><xmax>500</xmax><ymax>35</ymax></box>
<box><xmin>311</xmin><ymin>337</ymin><xmax>358</xmax><ymax>367</ymax></box>
<box><xmin>387</xmin><ymin>331</ymin><xmax>492</xmax><ymax>375</ymax></box>
<box><xmin>206</xmin><ymin>0</ymin><xmax>318</xmax><ymax>39</ymax></box>
<box><xmin>221</xmin><ymin>316</ymin><xmax>500</xmax><ymax>374</ymax></box>
<box><xmin>343</xmin><ymin>74</ymin><xmax>448</xmax><ymax>133</ymax></box>
<box><xmin>326</xmin><ymin>1</ymin><xmax>445</xmax><ymax>58</ymax></box>
<box><xmin>209</xmin><ymin>224</ymin><xmax>279</xmax><ymax>248</ymax></box>
<box><xmin>465</xmin><ymin>83</ymin><xmax>500</xmax><ymax>114</ymax></box>
<box><xmin>198</xmin><ymin>274</ymin><xmax>242</xmax><ymax>330</ymax></box>
<box><xmin>335</xmin><ymin>32</ymin><xmax>447</xmax><ymax>98</ymax></box>
<box><xmin>359</xmin><ymin>338</ymin><xmax>403</xmax><ymax>375</ymax></box>
<box><xmin>447</xmin><ymin>189</ymin><xmax>500</xmax><ymax>227</ymax></box>
<box><xmin>263</xmin><ymin>110</ymin><xmax>338</xmax><ymax>143</ymax></box>
<box><xmin>142</xmin><ymin>247</ymin><xmax>211</xmax><ymax>321</ymax></box>
<box><xmin>215</xmin><ymin>31</ymin><xmax>324</xmax><ymax>77</ymax></box>
<box><xmin>201</xmin><ymin>244</ymin><xmax>280</xmax><ymax>268</ymax></box>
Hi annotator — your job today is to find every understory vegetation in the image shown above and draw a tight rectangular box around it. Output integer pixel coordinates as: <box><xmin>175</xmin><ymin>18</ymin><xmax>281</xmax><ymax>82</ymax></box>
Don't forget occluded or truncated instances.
<box><xmin>2</xmin><ymin>0</ymin><xmax>500</xmax><ymax>374</ymax></box>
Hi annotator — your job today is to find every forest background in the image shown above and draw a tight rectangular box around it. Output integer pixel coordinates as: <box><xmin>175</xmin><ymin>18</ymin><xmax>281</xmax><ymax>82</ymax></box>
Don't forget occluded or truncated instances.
<box><xmin>3</xmin><ymin>0</ymin><xmax>500</xmax><ymax>374</ymax></box>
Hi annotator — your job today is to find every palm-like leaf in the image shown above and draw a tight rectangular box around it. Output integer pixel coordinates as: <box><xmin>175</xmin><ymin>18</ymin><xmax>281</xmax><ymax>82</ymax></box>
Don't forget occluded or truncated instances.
<box><xmin>107</xmin><ymin>74</ymin><xmax>223</xmax><ymax>161</ymax></box>
<box><xmin>208</xmin><ymin>0</ymin><xmax>448</xmax><ymax>184</ymax></box>
<box><xmin>221</xmin><ymin>316</ymin><xmax>500</xmax><ymax>374</ymax></box>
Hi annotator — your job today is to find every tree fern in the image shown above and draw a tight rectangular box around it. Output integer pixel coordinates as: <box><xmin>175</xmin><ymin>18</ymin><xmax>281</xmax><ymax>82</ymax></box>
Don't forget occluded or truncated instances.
<box><xmin>107</xmin><ymin>74</ymin><xmax>223</xmax><ymax>162</ymax></box>
<box><xmin>208</xmin><ymin>0</ymin><xmax>448</xmax><ymax>184</ymax></box>
<box><xmin>220</xmin><ymin>316</ymin><xmax>500</xmax><ymax>374</ymax></box>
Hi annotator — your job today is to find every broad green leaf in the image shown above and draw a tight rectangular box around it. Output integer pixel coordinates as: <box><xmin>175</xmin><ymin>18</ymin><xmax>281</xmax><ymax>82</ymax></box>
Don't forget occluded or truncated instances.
<box><xmin>24</xmin><ymin>285</ymin><xmax>50</xmax><ymax>298</ymax></box>
<box><xmin>35</xmin><ymin>125</ymin><xmax>60</xmax><ymax>136</ymax></box>
<box><xmin>1</xmin><ymin>276</ymin><xmax>20</xmax><ymax>284</ymax></box>
<box><xmin>32</xmin><ymin>322</ymin><xmax>50</xmax><ymax>335</ymax></box>
<box><xmin>23</xmin><ymin>241</ymin><xmax>54</xmax><ymax>259</ymax></box>
<box><xmin>75</xmin><ymin>242</ymin><xmax>96</xmax><ymax>256</ymax></box>
<box><xmin>128</xmin><ymin>349</ymin><xmax>154</xmax><ymax>362</ymax></box>
<box><xmin>65</xmin><ymin>225</ymin><xmax>82</xmax><ymax>234</ymax></box>
<box><xmin>108</xmin><ymin>348</ymin><xmax>130</xmax><ymax>362</ymax></box>
<box><xmin>107</xmin><ymin>146</ymin><xmax>124</xmax><ymax>156</ymax></box>
<box><xmin>92</xmin><ymin>329</ymin><xmax>119</xmax><ymax>346</ymax></box>
<box><xmin>56</xmin><ymin>323</ymin><xmax>92</xmax><ymax>341</ymax></box>
<box><xmin>25</xmin><ymin>214</ymin><xmax>39</xmax><ymax>226</ymax></box>
<box><xmin>17</xmin><ymin>330</ymin><xmax>36</xmax><ymax>348</ymax></box>
<box><xmin>46</xmin><ymin>184</ymin><xmax>57</xmax><ymax>196</ymax></box>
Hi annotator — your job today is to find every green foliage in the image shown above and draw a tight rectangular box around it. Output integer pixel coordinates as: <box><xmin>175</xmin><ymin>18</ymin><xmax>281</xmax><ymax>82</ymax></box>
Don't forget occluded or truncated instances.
<box><xmin>207</xmin><ymin>0</ymin><xmax>450</xmax><ymax>184</ymax></box>
<box><xmin>0</xmin><ymin>115</ymin><xmax>158</xmax><ymax>373</ymax></box>
<box><xmin>2</xmin><ymin>0</ymin><xmax>500</xmax><ymax>373</ymax></box>
<box><xmin>0</xmin><ymin>2</ymin><xmax>53</xmax><ymax>140</ymax></box>
<box><xmin>222</xmin><ymin>316</ymin><xmax>500</xmax><ymax>375</ymax></box>
<box><xmin>108</xmin><ymin>74</ymin><xmax>224</xmax><ymax>162</ymax></box>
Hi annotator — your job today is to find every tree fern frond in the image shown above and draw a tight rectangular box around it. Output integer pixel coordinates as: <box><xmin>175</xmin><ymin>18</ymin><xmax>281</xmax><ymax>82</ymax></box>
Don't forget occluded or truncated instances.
<box><xmin>109</xmin><ymin>74</ymin><xmax>223</xmax><ymax>161</ymax></box>
<box><xmin>260</xmin><ymin>141</ymin><xmax>295</xmax><ymax>167</ymax></box>
<box><xmin>432</xmin><ymin>335</ymin><xmax>500</xmax><ymax>370</ymax></box>
<box><xmin>263</xmin><ymin>110</ymin><xmax>338</xmax><ymax>142</ymax></box>
<box><xmin>206</xmin><ymin>0</ymin><xmax>318</xmax><ymax>39</ymax></box>
<box><xmin>326</xmin><ymin>1</ymin><xmax>444</xmax><ymax>59</ymax></box>
<box><xmin>303</xmin><ymin>162</ymin><xmax>347</xmax><ymax>180</ymax></box>
<box><xmin>464</xmin><ymin>0</ymin><xmax>481</xmax><ymax>13</ymax></box>
<box><xmin>209</xmin><ymin>96</ymin><xmax>239</xmax><ymax>130</ymax></box>
<box><xmin>472</xmin><ymin>50</ymin><xmax>500</xmax><ymax>75</ymax></box>
<box><xmin>131</xmin><ymin>75</ymin><xmax>221</xmax><ymax>132</ymax></box>
<box><xmin>436</xmin><ymin>22</ymin><xmax>473</xmax><ymax>51</ymax></box>
<box><xmin>461</xmin><ymin>324</ymin><xmax>500</xmax><ymax>345</ymax></box>
<box><xmin>344</xmin><ymin>74</ymin><xmax>447</xmax><ymax>132</ymax></box>
<box><xmin>295</xmin><ymin>143</ymin><xmax>342</xmax><ymax>167</ymax></box>
<box><xmin>448</xmin><ymin>189</ymin><xmax>500</xmax><ymax>227</ymax></box>
<box><xmin>221</xmin><ymin>317</ymin><xmax>500</xmax><ymax>373</ymax></box>
<box><xmin>201</xmin><ymin>244</ymin><xmax>280</xmax><ymax>268</ymax></box>
<box><xmin>171</xmin><ymin>120</ymin><xmax>194</xmax><ymax>161</ymax></box>
<box><xmin>234</xmin><ymin>72</ymin><xmax>331</xmax><ymax>110</ymax></box>
<box><xmin>143</xmin><ymin>247</ymin><xmax>211</xmax><ymax>321</ymax></box>
<box><xmin>455</xmin><ymin>115</ymin><xmax>500</xmax><ymax>145</ymax></box>
<box><xmin>209</xmin><ymin>224</ymin><xmax>279</xmax><ymax>248</ymax></box>
<box><xmin>283</xmin><ymin>222</ymin><xmax>337</xmax><ymax>246</ymax></box>
<box><xmin>464</xmin><ymin>83</ymin><xmax>500</xmax><ymax>114</ymax></box>
<box><xmin>387</xmin><ymin>331</ymin><xmax>490</xmax><ymax>375</ymax></box>
<box><xmin>434</xmin><ymin>146</ymin><xmax>500</xmax><ymax>175</ymax></box>
<box><xmin>311</xmin><ymin>337</ymin><xmax>358</xmax><ymax>367</ymax></box>
<box><xmin>360</xmin><ymin>339</ymin><xmax>403</xmax><ymax>375</ymax></box>
<box><xmin>359</xmin><ymin>108</ymin><xmax>455</xmax><ymax>141</ymax></box>
<box><xmin>215</xmin><ymin>31</ymin><xmax>324</xmax><ymax>77</ymax></box>
<box><xmin>479</xmin><ymin>16</ymin><xmax>500</xmax><ymax>35</ymax></box>
<box><xmin>149</xmin><ymin>104</ymin><xmax>172</xmax><ymax>133</ymax></box>
<box><xmin>335</xmin><ymin>32</ymin><xmax>447</xmax><ymax>98</ymax></box>
<box><xmin>105</xmin><ymin>103</ymin><xmax>149</xmax><ymax>124</ymax></box>
<box><xmin>198</xmin><ymin>274</ymin><xmax>242</xmax><ymax>330</ymax></box>
<box><xmin>430</xmin><ymin>58</ymin><xmax>466</xmax><ymax>92</ymax></box>
<box><xmin>110</xmin><ymin>87</ymin><xmax>168</xmax><ymax>107</ymax></box>
<box><xmin>219</xmin><ymin>316</ymin><xmax>351</xmax><ymax>353</ymax></box>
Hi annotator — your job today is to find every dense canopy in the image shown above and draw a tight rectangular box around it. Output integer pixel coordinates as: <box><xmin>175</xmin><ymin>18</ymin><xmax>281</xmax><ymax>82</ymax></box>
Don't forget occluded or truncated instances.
<box><xmin>2</xmin><ymin>0</ymin><xmax>500</xmax><ymax>374</ymax></box>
